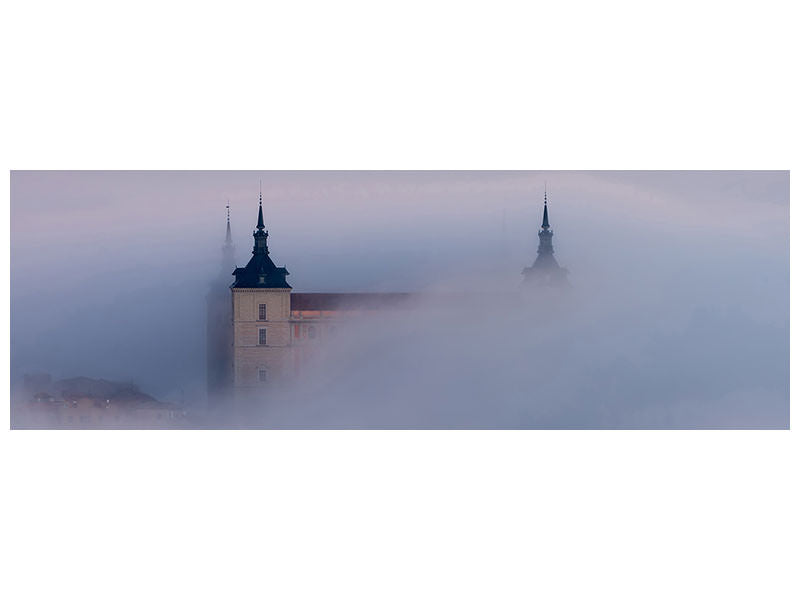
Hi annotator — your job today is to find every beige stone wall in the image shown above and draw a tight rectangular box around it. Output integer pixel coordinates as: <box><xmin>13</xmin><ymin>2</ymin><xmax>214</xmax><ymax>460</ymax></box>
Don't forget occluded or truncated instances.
<box><xmin>234</xmin><ymin>346</ymin><xmax>293</xmax><ymax>386</ymax></box>
<box><xmin>232</xmin><ymin>291</ymin><xmax>372</xmax><ymax>391</ymax></box>
<box><xmin>233</xmin><ymin>289</ymin><xmax>290</xmax><ymax>322</ymax></box>
<box><xmin>232</xmin><ymin>288</ymin><xmax>292</xmax><ymax>389</ymax></box>
<box><xmin>234</xmin><ymin>321</ymin><xmax>290</xmax><ymax>347</ymax></box>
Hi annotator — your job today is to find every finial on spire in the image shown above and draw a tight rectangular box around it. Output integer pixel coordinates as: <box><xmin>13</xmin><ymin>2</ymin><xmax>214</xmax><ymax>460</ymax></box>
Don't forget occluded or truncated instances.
<box><xmin>541</xmin><ymin>186</ymin><xmax>550</xmax><ymax>229</ymax></box>
<box><xmin>256</xmin><ymin>185</ymin><xmax>265</xmax><ymax>231</ymax></box>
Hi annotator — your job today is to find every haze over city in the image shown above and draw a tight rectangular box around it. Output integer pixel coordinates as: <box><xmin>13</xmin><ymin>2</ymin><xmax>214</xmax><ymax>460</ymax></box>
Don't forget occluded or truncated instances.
<box><xmin>10</xmin><ymin>170</ymin><xmax>789</xmax><ymax>427</ymax></box>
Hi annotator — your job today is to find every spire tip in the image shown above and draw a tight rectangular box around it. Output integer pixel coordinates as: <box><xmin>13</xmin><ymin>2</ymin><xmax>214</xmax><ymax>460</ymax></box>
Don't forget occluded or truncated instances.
<box><xmin>541</xmin><ymin>189</ymin><xmax>550</xmax><ymax>229</ymax></box>
<box><xmin>256</xmin><ymin>187</ymin><xmax>265</xmax><ymax>231</ymax></box>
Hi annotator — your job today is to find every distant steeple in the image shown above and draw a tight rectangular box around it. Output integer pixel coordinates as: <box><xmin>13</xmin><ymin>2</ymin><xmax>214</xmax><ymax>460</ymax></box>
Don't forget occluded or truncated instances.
<box><xmin>541</xmin><ymin>199</ymin><xmax>550</xmax><ymax>230</ymax></box>
<box><xmin>535</xmin><ymin>196</ymin><xmax>554</xmax><ymax>258</ymax></box>
<box><xmin>521</xmin><ymin>187</ymin><xmax>568</xmax><ymax>288</ymax></box>
<box><xmin>225</xmin><ymin>203</ymin><xmax>232</xmax><ymax>245</ymax></box>
<box><xmin>542</xmin><ymin>182</ymin><xmax>550</xmax><ymax>229</ymax></box>
<box><xmin>220</xmin><ymin>203</ymin><xmax>236</xmax><ymax>276</ymax></box>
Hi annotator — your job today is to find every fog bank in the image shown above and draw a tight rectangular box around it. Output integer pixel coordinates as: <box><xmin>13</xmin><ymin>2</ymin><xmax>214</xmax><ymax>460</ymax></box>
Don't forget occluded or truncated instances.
<box><xmin>10</xmin><ymin>171</ymin><xmax>789</xmax><ymax>428</ymax></box>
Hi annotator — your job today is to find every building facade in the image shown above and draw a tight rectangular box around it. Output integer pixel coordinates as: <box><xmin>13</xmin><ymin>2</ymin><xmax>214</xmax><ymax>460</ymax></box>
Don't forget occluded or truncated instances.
<box><xmin>228</xmin><ymin>193</ymin><xmax>292</xmax><ymax>393</ymax></box>
<box><xmin>209</xmin><ymin>190</ymin><xmax>567</xmax><ymax>399</ymax></box>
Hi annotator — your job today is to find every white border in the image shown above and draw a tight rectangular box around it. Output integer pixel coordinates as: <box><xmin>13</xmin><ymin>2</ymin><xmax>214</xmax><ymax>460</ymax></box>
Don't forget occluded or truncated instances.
<box><xmin>2</xmin><ymin>1</ymin><xmax>796</xmax><ymax>599</ymax></box>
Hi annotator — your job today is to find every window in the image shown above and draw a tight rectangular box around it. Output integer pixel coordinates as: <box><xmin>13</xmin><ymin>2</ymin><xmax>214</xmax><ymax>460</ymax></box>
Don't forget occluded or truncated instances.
<box><xmin>259</xmin><ymin>369</ymin><xmax>268</xmax><ymax>383</ymax></box>
<box><xmin>258</xmin><ymin>275</ymin><xmax>265</xmax><ymax>284</ymax></box>
<box><xmin>258</xmin><ymin>303</ymin><xmax>267</xmax><ymax>321</ymax></box>
<box><xmin>258</xmin><ymin>328</ymin><xmax>267</xmax><ymax>345</ymax></box>
<box><xmin>308</xmin><ymin>325</ymin><xmax>317</xmax><ymax>339</ymax></box>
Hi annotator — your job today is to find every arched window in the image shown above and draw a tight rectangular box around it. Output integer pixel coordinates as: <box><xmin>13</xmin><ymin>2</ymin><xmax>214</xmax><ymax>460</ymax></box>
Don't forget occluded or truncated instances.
<box><xmin>258</xmin><ymin>368</ymin><xmax>268</xmax><ymax>383</ymax></box>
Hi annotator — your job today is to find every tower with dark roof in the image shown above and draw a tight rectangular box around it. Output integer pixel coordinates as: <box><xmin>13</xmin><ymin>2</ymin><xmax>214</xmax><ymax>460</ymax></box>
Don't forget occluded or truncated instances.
<box><xmin>521</xmin><ymin>190</ymin><xmax>569</xmax><ymax>287</ymax></box>
<box><xmin>230</xmin><ymin>193</ymin><xmax>293</xmax><ymax>396</ymax></box>
<box><xmin>231</xmin><ymin>193</ymin><xmax>291</xmax><ymax>289</ymax></box>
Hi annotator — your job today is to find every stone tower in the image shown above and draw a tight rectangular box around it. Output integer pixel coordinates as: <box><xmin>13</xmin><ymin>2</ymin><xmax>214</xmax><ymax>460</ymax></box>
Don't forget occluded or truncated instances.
<box><xmin>521</xmin><ymin>190</ymin><xmax>569</xmax><ymax>287</ymax></box>
<box><xmin>206</xmin><ymin>205</ymin><xmax>235</xmax><ymax>405</ymax></box>
<box><xmin>231</xmin><ymin>193</ymin><xmax>292</xmax><ymax>396</ymax></box>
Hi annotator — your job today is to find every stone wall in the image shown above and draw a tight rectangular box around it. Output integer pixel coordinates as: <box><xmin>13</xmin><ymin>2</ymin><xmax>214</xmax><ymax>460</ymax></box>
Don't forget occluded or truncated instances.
<box><xmin>232</xmin><ymin>288</ymin><xmax>292</xmax><ymax>389</ymax></box>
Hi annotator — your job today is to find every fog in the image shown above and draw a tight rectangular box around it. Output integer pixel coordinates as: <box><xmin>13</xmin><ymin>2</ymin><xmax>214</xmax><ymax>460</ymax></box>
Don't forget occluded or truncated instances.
<box><xmin>10</xmin><ymin>171</ymin><xmax>789</xmax><ymax>428</ymax></box>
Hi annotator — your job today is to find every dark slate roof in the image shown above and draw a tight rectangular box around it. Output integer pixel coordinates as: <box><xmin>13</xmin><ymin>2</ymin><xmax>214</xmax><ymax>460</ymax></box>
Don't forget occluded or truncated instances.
<box><xmin>231</xmin><ymin>253</ymin><xmax>291</xmax><ymax>289</ymax></box>
<box><xmin>291</xmin><ymin>293</ymin><xmax>415</xmax><ymax>311</ymax></box>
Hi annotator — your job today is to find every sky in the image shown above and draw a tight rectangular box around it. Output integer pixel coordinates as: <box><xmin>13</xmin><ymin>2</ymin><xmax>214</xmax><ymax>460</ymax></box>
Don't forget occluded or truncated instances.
<box><xmin>9</xmin><ymin>170</ymin><xmax>789</xmax><ymax>427</ymax></box>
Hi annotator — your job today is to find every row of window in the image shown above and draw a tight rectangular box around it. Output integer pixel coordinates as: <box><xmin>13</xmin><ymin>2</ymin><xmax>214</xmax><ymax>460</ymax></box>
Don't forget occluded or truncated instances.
<box><xmin>255</xmin><ymin>323</ymin><xmax>336</xmax><ymax>346</ymax></box>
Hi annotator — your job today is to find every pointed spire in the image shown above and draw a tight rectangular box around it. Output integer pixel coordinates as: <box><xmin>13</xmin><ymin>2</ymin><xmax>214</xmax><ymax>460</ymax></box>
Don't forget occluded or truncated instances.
<box><xmin>252</xmin><ymin>185</ymin><xmax>269</xmax><ymax>256</ymax></box>
<box><xmin>541</xmin><ymin>190</ymin><xmax>550</xmax><ymax>229</ymax></box>
<box><xmin>256</xmin><ymin>187</ymin><xmax>265</xmax><ymax>231</ymax></box>
<box><xmin>225</xmin><ymin>203</ymin><xmax>232</xmax><ymax>244</ymax></box>
<box><xmin>521</xmin><ymin>183</ymin><xmax>568</xmax><ymax>287</ymax></box>
<box><xmin>233</xmin><ymin>188</ymin><xmax>290</xmax><ymax>289</ymax></box>
<box><xmin>219</xmin><ymin>201</ymin><xmax>235</xmax><ymax>276</ymax></box>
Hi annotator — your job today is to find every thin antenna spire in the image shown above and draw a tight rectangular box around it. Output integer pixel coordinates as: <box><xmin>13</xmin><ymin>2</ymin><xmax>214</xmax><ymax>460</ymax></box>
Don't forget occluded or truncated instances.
<box><xmin>259</xmin><ymin>179</ymin><xmax>262</xmax><ymax>205</ymax></box>
<box><xmin>225</xmin><ymin>201</ymin><xmax>232</xmax><ymax>245</ymax></box>
<box><xmin>544</xmin><ymin>180</ymin><xmax>547</xmax><ymax>204</ymax></box>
